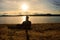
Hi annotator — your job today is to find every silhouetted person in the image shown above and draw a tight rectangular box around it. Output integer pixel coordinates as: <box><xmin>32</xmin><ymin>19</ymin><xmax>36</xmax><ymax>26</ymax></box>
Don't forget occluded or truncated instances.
<box><xmin>16</xmin><ymin>16</ymin><xmax>31</xmax><ymax>30</ymax></box>
<box><xmin>22</xmin><ymin>16</ymin><xmax>31</xmax><ymax>40</ymax></box>
<box><xmin>22</xmin><ymin>16</ymin><xmax>31</xmax><ymax>30</ymax></box>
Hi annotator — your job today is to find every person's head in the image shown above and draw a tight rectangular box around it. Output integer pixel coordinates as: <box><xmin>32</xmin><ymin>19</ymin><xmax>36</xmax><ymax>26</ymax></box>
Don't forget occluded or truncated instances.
<box><xmin>26</xmin><ymin>16</ymin><xmax>29</xmax><ymax>21</ymax></box>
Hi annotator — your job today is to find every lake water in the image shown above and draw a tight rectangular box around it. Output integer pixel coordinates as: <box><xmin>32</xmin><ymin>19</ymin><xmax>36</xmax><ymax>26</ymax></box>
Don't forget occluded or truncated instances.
<box><xmin>0</xmin><ymin>16</ymin><xmax>60</xmax><ymax>24</ymax></box>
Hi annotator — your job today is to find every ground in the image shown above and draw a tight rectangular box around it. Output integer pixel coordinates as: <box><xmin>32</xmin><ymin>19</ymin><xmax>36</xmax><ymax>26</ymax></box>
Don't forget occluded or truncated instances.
<box><xmin>0</xmin><ymin>23</ymin><xmax>60</xmax><ymax>40</ymax></box>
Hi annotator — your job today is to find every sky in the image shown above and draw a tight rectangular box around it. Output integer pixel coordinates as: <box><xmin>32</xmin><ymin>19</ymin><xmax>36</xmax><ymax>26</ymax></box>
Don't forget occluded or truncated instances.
<box><xmin>0</xmin><ymin>0</ymin><xmax>60</xmax><ymax>14</ymax></box>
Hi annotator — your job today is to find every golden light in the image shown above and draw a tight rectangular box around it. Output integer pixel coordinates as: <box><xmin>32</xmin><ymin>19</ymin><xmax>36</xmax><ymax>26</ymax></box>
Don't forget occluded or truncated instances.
<box><xmin>21</xmin><ymin>3</ymin><xmax>29</xmax><ymax>12</ymax></box>
<box><xmin>21</xmin><ymin>16</ymin><xmax>26</xmax><ymax>23</ymax></box>
<box><xmin>22</xmin><ymin>16</ymin><xmax>26</xmax><ymax>21</ymax></box>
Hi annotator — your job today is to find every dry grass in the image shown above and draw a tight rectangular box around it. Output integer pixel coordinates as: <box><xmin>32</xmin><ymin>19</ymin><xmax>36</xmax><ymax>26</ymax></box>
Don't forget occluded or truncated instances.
<box><xmin>0</xmin><ymin>23</ymin><xmax>60</xmax><ymax>40</ymax></box>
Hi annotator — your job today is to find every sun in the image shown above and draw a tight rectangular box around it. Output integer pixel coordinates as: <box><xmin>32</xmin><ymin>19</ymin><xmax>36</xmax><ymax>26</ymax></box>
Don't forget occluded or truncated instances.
<box><xmin>21</xmin><ymin>3</ymin><xmax>29</xmax><ymax>12</ymax></box>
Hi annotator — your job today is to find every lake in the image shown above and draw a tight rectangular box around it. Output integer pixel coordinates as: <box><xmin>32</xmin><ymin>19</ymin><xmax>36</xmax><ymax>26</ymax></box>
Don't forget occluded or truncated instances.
<box><xmin>0</xmin><ymin>16</ymin><xmax>60</xmax><ymax>24</ymax></box>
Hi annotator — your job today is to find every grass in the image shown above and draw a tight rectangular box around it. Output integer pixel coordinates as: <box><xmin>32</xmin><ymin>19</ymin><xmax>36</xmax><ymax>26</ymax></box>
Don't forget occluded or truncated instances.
<box><xmin>0</xmin><ymin>23</ymin><xmax>60</xmax><ymax>40</ymax></box>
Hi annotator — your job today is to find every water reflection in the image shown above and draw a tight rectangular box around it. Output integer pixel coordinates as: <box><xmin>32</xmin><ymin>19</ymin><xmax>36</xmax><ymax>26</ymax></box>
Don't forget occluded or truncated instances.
<box><xmin>29</xmin><ymin>16</ymin><xmax>60</xmax><ymax>24</ymax></box>
<box><xmin>0</xmin><ymin>16</ymin><xmax>26</xmax><ymax>24</ymax></box>
<box><xmin>0</xmin><ymin>16</ymin><xmax>60</xmax><ymax>24</ymax></box>
<box><xmin>21</xmin><ymin>16</ymin><xmax>26</xmax><ymax>23</ymax></box>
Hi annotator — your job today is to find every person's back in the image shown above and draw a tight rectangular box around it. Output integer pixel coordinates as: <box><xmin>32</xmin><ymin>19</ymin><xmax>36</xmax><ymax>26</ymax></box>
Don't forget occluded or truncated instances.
<box><xmin>22</xmin><ymin>16</ymin><xmax>31</xmax><ymax>30</ymax></box>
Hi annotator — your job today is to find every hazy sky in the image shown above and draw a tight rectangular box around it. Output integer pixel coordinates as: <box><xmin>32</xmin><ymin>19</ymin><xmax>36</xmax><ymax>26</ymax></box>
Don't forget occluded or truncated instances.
<box><xmin>0</xmin><ymin>0</ymin><xmax>60</xmax><ymax>14</ymax></box>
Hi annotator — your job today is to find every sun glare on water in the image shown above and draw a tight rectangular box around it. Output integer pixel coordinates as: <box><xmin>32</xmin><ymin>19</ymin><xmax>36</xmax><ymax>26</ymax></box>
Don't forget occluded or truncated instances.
<box><xmin>22</xmin><ymin>16</ymin><xmax>26</xmax><ymax>21</ymax></box>
<box><xmin>21</xmin><ymin>16</ymin><xmax>26</xmax><ymax>23</ymax></box>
